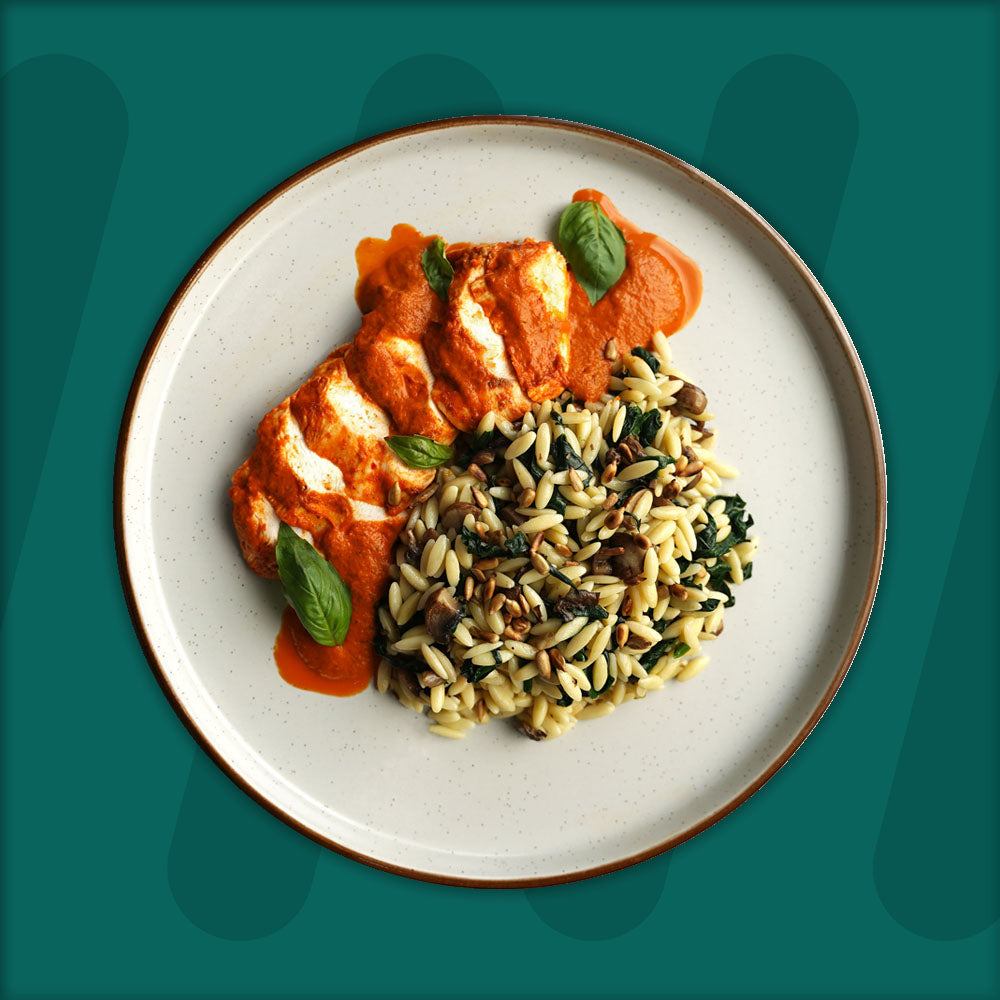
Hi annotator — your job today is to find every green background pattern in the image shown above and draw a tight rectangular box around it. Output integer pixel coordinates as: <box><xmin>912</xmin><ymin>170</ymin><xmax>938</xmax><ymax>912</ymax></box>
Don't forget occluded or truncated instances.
<box><xmin>2</xmin><ymin>2</ymin><xmax>997</xmax><ymax>997</ymax></box>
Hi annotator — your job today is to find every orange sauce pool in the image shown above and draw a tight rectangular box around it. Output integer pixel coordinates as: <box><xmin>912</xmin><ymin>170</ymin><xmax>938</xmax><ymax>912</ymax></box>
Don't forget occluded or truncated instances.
<box><xmin>354</xmin><ymin>223</ymin><xmax>436</xmax><ymax>308</ymax></box>
<box><xmin>565</xmin><ymin>189</ymin><xmax>703</xmax><ymax>401</ymax></box>
<box><xmin>274</xmin><ymin>606</ymin><xmax>372</xmax><ymax>697</ymax></box>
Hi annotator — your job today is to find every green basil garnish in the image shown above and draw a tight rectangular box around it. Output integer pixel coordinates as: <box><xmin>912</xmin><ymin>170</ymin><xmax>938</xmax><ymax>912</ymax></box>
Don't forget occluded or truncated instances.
<box><xmin>556</xmin><ymin>200</ymin><xmax>627</xmax><ymax>305</ymax></box>
<box><xmin>275</xmin><ymin>522</ymin><xmax>351</xmax><ymax>646</ymax></box>
<box><xmin>386</xmin><ymin>433</ymin><xmax>454</xmax><ymax>468</ymax></box>
<box><xmin>421</xmin><ymin>237</ymin><xmax>453</xmax><ymax>302</ymax></box>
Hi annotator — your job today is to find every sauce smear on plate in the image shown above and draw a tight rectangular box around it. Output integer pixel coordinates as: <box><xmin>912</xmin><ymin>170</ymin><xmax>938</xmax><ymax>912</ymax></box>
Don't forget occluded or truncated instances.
<box><xmin>565</xmin><ymin>189</ymin><xmax>702</xmax><ymax>400</ymax></box>
<box><xmin>274</xmin><ymin>606</ymin><xmax>371</xmax><ymax>696</ymax></box>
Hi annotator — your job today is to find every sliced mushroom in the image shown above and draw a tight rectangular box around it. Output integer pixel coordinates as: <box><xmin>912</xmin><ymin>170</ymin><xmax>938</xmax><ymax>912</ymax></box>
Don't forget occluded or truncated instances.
<box><xmin>625</xmin><ymin>635</ymin><xmax>653</xmax><ymax>651</ymax></box>
<box><xmin>673</xmin><ymin>380</ymin><xmax>707</xmax><ymax>415</ymax></box>
<box><xmin>397</xmin><ymin>669</ymin><xmax>421</xmax><ymax>697</ymax></box>
<box><xmin>399</xmin><ymin>528</ymin><xmax>422</xmax><ymax>563</ymax></box>
<box><xmin>591</xmin><ymin>544</ymin><xmax>622</xmax><ymax>576</ymax></box>
<box><xmin>424</xmin><ymin>587</ymin><xmax>463</xmax><ymax>644</ymax></box>
<box><xmin>604</xmin><ymin>445</ymin><xmax>626</xmax><ymax>471</ymax></box>
<box><xmin>622</xmin><ymin>434</ymin><xmax>646</xmax><ymax>459</ymax></box>
<box><xmin>501</xmin><ymin>505</ymin><xmax>528</xmax><ymax>527</ymax></box>
<box><xmin>552</xmin><ymin>589</ymin><xmax>600</xmax><ymax>622</ymax></box>
<box><xmin>519</xmin><ymin>721</ymin><xmax>547</xmax><ymax>741</ymax></box>
<box><xmin>607</xmin><ymin>532</ymin><xmax>646</xmax><ymax>585</ymax></box>
<box><xmin>439</xmin><ymin>501</ymin><xmax>480</xmax><ymax>531</ymax></box>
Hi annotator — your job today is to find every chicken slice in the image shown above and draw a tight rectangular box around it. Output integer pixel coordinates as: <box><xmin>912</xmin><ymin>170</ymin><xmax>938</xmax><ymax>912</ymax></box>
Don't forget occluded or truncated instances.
<box><xmin>231</xmin><ymin>347</ymin><xmax>432</xmax><ymax>577</ymax></box>
<box><xmin>288</xmin><ymin>349</ymin><xmax>433</xmax><ymax>507</ymax></box>
<box><xmin>463</xmin><ymin>241</ymin><xmax>571</xmax><ymax>403</ymax></box>
<box><xmin>233</xmin><ymin>238</ymin><xmax>572</xmax><ymax>578</ymax></box>
<box><xmin>348</xmin><ymin>240</ymin><xmax>456</xmax><ymax>443</ymax></box>
<box><xmin>423</xmin><ymin>240</ymin><xmax>570</xmax><ymax>431</ymax></box>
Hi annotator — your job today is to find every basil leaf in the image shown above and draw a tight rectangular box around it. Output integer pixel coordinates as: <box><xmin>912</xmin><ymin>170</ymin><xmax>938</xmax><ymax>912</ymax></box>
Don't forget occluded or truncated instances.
<box><xmin>386</xmin><ymin>434</ymin><xmax>454</xmax><ymax>468</ymax></box>
<box><xmin>275</xmin><ymin>522</ymin><xmax>352</xmax><ymax>646</ymax></box>
<box><xmin>631</xmin><ymin>346</ymin><xmax>660</xmax><ymax>373</ymax></box>
<box><xmin>557</xmin><ymin>200</ymin><xmax>627</xmax><ymax>306</ymax></box>
<box><xmin>421</xmin><ymin>237</ymin><xmax>453</xmax><ymax>302</ymax></box>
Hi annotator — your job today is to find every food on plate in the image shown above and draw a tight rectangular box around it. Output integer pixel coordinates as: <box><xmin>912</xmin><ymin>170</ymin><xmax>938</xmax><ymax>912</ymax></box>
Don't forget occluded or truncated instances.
<box><xmin>375</xmin><ymin>334</ymin><xmax>757</xmax><ymax>739</ymax></box>
<box><xmin>230</xmin><ymin>190</ymin><xmax>756</xmax><ymax>735</ymax></box>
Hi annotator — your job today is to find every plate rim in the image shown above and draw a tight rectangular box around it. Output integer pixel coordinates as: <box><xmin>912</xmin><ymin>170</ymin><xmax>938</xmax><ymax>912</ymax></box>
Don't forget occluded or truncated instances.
<box><xmin>113</xmin><ymin>114</ymin><xmax>887</xmax><ymax>888</ymax></box>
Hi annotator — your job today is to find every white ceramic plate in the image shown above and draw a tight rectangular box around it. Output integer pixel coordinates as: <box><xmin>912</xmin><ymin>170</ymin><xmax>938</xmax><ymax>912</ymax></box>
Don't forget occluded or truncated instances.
<box><xmin>116</xmin><ymin>117</ymin><xmax>885</xmax><ymax>885</ymax></box>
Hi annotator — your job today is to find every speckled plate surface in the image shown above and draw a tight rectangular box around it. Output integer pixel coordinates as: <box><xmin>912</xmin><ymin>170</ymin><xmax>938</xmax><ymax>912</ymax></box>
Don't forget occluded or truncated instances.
<box><xmin>116</xmin><ymin>117</ymin><xmax>885</xmax><ymax>886</ymax></box>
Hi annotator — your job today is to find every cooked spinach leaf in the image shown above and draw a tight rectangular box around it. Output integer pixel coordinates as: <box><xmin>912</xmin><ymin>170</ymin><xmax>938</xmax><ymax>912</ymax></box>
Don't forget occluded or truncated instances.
<box><xmin>373</xmin><ymin>631</ymin><xmax>419</xmax><ymax>671</ymax></box>
<box><xmin>636</xmin><ymin>409</ymin><xmax>662</xmax><ymax>447</ymax></box>
<box><xmin>612</xmin><ymin>404</ymin><xmax>644</xmax><ymax>444</ymax></box>
<box><xmin>505</xmin><ymin>532</ymin><xmax>530</xmax><ymax>556</ymax></box>
<box><xmin>552</xmin><ymin>435</ymin><xmax>593</xmax><ymax>485</ymax></box>
<box><xmin>462</xmin><ymin>661</ymin><xmax>497</xmax><ymax>684</ymax></box>
<box><xmin>694</xmin><ymin>494</ymin><xmax>754</xmax><ymax>560</ymax></box>
<box><xmin>461</xmin><ymin>526</ymin><xmax>529</xmax><ymax>559</ymax></box>
<box><xmin>631</xmin><ymin>346</ymin><xmax>660</xmax><ymax>373</ymax></box>
<box><xmin>547</xmin><ymin>489</ymin><xmax>569</xmax><ymax>515</ymax></box>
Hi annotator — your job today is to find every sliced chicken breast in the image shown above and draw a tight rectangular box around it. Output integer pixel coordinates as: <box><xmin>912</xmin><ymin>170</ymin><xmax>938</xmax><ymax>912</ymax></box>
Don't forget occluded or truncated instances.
<box><xmin>288</xmin><ymin>350</ymin><xmax>433</xmax><ymax>506</ymax></box>
<box><xmin>349</xmin><ymin>241</ymin><xmax>456</xmax><ymax>443</ymax></box>
<box><xmin>233</xmin><ymin>239</ymin><xmax>573</xmax><ymax>576</ymax></box>
<box><xmin>462</xmin><ymin>241</ymin><xmax>571</xmax><ymax>403</ymax></box>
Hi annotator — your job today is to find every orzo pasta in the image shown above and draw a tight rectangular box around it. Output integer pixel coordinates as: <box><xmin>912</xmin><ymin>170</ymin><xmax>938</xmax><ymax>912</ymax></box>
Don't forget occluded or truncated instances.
<box><xmin>376</xmin><ymin>333</ymin><xmax>759</xmax><ymax>740</ymax></box>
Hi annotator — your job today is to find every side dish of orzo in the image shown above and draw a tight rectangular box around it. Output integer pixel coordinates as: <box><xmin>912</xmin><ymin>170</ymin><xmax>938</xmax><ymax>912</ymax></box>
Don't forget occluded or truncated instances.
<box><xmin>375</xmin><ymin>331</ymin><xmax>759</xmax><ymax>740</ymax></box>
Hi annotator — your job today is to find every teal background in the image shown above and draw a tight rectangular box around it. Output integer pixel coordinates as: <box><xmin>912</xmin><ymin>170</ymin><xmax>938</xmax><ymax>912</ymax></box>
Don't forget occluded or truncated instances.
<box><xmin>2</xmin><ymin>1</ymin><xmax>997</xmax><ymax>997</ymax></box>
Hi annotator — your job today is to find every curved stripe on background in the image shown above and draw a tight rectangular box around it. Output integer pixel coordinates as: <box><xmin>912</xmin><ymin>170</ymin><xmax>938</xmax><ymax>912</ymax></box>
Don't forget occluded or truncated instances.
<box><xmin>526</xmin><ymin>853</ymin><xmax>671</xmax><ymax>939</ymax></box>
<box><xmin>356</xmin><ymin>54</ymin><xmax>502</xmax><ymax>140</ymax></box>
<box><xmin>165</xmin><ymin>54</ymin><xmax>503</xmax><ymax>937</ymax></box>
<box><xmin>701</xmin><ymin>54</ymin><xmax>858</xmax><ymax>278</ymax></box>
<box><xmin>167</xmin><ymin>750</ymin><xmax>319</xmax><ymax>939</ymax></box>
<box><xmin>874</xmin><ymin>375</ymin><xmax>998</xmax><ymax>939</ymax></box>
<box><xmin>527</xmin><ymin>53</ymin><xmax>859</xmax><ymax>938</ymax></box>
<box><xmin>1</xmin><ymin>55</ymin><xmax>127</xmax><ymax>616</ymax></box>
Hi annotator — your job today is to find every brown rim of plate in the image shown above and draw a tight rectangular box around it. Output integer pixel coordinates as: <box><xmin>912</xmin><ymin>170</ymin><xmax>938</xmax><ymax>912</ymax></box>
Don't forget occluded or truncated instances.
<box><xmin>114</xmin><ymin>114</ymin><xmax>887</xmax><ymax>889</ymax></box>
